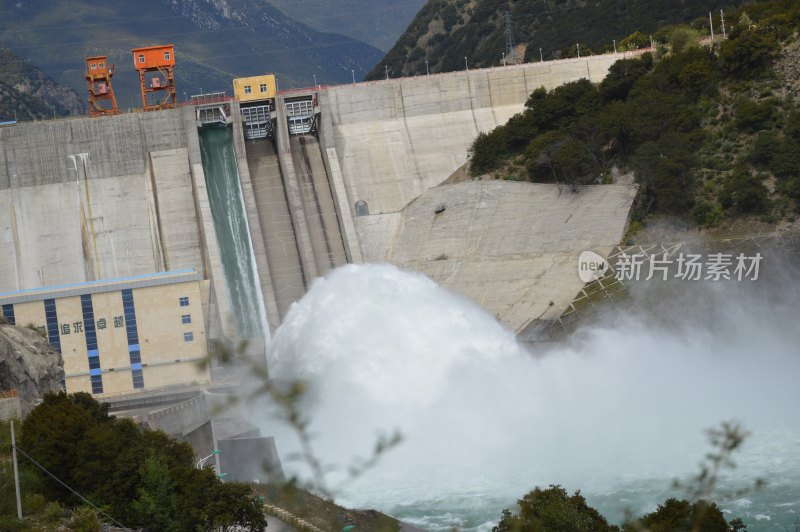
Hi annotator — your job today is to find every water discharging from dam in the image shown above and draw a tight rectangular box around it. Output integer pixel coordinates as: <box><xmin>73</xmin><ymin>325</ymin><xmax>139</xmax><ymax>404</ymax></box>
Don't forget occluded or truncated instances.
<box><xmin>266</xmin><ymin>263</ymin><xmax>800</xmax><ymax>531</ymax></box>
<box><xmin>198</xmin><ymin>126</ymin><xmax>265</xmax><ymax>339</ymax></box>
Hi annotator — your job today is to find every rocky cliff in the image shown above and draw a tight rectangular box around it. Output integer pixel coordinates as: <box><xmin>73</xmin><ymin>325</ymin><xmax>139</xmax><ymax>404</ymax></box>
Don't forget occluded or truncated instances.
<box><xmin>0</xmin><ymin>47</ymin><xmax>86</xmax><ymax>120</ymax></box>
<box><xmin>0</xmin><ymin>323</ymin><xmax>64</xmax><ymax>416</ymax></box>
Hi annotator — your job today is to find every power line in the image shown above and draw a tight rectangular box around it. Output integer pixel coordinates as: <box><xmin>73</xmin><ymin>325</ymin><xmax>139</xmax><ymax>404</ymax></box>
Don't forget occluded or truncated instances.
<box><xmin>12</xmin><ymin>444</ymin><xmax>131</xmax><ymax>531</ymax></box>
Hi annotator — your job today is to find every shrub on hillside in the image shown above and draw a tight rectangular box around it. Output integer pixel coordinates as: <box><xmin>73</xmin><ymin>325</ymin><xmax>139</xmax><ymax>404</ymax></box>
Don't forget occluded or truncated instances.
<box><xmin>525</xmin><ymin>79</ymin><xmax>600</xmax><ymax>131</ymax></box>
<box><xmin>733</xmin><ymin>97</ymin><xmax>775</xmax><ymax>131</ymax></box>
<box><xmin>599</xmin><ymin>54</ymin><xmax>654</xmax><ymax>102</ymax></box>
<box><xmin>720</xmin><ymin>167</ymin><xmax>770</xmax><ymax>213</ymax></box>
<box><xmin>692</xmin><ymin>198</ymin><xmax>723</xmax><ymax>227</ymax></box>
<box><xmin>669</xmin><ymin>26</ymin><xmax>701</xmax><ymax>54</ymax></box>
<box><xmin>620</xmin><ymin>30</ymin><xmax>650</xmax><ymax>51</ymax></box>
<box><xmin>771</xmin><ymin>138</ymin><xmax>800</xmax><ymax>178</ymax></box>
<box><xmin>469</xmin><ymin>128</ymin><xmax>508</xmax><ymax>175</ymax></box>
<box><xmin>632</xmin><ymin>132</ymin><xmax>699</xmax><ymax>213</ymax></box>
<box><xmin>748</xmin><ymin>130</ymin><xmax>780</xmax><ymax>166</ymax></box>
<box><xmin>622</xmin><ymin>498</ymin><xmax>746</xmax><ymax>532</ymax></box>
<box><xmin>719</xmin><ymin>29</ymin><xmax>779</xmax><ymax>78</ymax></box>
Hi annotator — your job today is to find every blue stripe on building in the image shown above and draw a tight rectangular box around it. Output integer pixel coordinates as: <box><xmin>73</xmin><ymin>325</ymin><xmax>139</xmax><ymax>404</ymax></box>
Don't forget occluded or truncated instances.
<box><xmin>1</xmin><ymin>304</ymin><xmax>15</xmax><ymax>325</ymax></box>
<box><xmin>121</xmin><ymin>289</ymin><xmax>144</xmax><ymax>389</ymax></box>
<box><xmin>43</xmin><ymin>299</ymin><xmax>61</xmax><ymax>354</ymax></box>
<box><xmin>81</xmin><ymin>294</ymin><xmax>103</xmax><ymax>394</ymax></box>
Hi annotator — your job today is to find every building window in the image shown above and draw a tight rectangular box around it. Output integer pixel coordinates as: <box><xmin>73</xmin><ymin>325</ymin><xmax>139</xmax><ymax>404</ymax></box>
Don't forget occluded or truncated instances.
<box><xmin>181</xmin><ymin>314</ymin><xmax>192</xmax><ymax>324</ymax></box>
<box><xmin>138</xmin><ymin>54</ymin><xmax>145</xmax><ymax>63</ymax></box>
<box><xmin>132</xmin><ymin>369</ymin><xmax>144</xmax><ymax>389</ymax></box>
<box><xmin>90</xmin><ymin>63</ymin><xmax>97</xmax><ymax>69</ymax></box>
<box><xmin>44</xmin><ymin>299</ymin><xmax>61</xmax><ymax>354</ymax></box>
<box><xmin>244</xmin><ymin>85</ymin><xmax>252</xmax><ymax>94</ymax></box>
<box><xmin>179</xmin><ymin>297</ymin><xmax>189</xmax><ymax>307</ymax></box>
<box><xmin>98</xmin><ymin>62</ymin><xmax>105</xmax><ymax>68</ymax></box>
<box><xmin>184</xmin><ymin>332</ymin><xmax>194</xmax><ymax>342</ymax></box>
<box><xmin>355</xmin><ymin>200</ymin><xmax>369</xmax><ymax>217</ymax></box>
<box><xmin>163</xmin><ymin>51</ymin><xmax>170</xmax><ymax>60</ymax></box>
<box><xmin>90</xmin><ymin>375</ymin><xmax>104</xmax><ymax>394</ymax></box>
<box><xmin>1</xmin><ymin>304</ymin><xmax>15</xmax><ymax>326</ymax></box>
<box><xmin>260</xmin><ymin>83</ymin><xmax>267</xmax><ymax>93</ymax></box>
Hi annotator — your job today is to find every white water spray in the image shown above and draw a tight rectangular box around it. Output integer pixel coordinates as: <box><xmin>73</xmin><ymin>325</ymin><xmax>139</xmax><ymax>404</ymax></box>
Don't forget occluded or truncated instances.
<box><xmin>266</xmin><ymin>263</ymin><xmax>800</xmax><ymax>530</ymax></box>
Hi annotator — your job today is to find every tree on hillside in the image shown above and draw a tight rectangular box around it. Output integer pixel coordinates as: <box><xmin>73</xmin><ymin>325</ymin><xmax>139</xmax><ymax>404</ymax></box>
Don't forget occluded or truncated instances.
<box><xmin>623</xmin><ymin>499</ymin><xmax>746</xmax><ymax>532</ymax></box>
<box><xmin>20</xmin><ymin>392</ymin><xmax>267</xmax><ymax>531</ymax></box>
<box><xmin>718</xmin><ymin>28</ymin><xmax>779</xmax><ymax>78</ymax></box>
<box><xmin>669</xmin><ymin>26</ymin><xmax>701</xmax><ymax>54</ymax></box>
<box><xmin>492</xmin><ymin>485</ymin><xmax>619</xmax><ymax>532</ymax></box>
<box><xmin>599</xmin><ymin>54</ymin><xmax>654</xmax><ymax>102</ymax></box>
<box><xmin>620</xmin><ymin>31</ymin><xmax>650</xmax><ymax>51</ymax></box>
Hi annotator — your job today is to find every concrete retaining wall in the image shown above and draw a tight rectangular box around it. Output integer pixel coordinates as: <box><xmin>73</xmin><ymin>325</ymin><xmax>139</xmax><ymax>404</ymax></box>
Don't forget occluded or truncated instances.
<box><xmin>320</xmin><ymin>53</ymin><xmax>641</xmax><ymax>217</ymax></box>
<box><xmin>357</xmin><ymin>181</ymin><xmax>637</xmax><ymax>333</ymax></box>
<box><xmin>0</xmin><ymin>110</ymin><xmax>205</xmax><ymax>293</ymax></box>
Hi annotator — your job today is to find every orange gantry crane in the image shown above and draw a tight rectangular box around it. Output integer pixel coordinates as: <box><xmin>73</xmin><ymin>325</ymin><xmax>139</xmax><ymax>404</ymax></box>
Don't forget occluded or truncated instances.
<box><xmin>85</xmin><ymin>56</ymin><xmax>119</xmax><ymax>116</ymax></box>
<box><xmin>131</xmin><ymin>44</ymin><xmax>177</xmax><ymax>111</ymax></box>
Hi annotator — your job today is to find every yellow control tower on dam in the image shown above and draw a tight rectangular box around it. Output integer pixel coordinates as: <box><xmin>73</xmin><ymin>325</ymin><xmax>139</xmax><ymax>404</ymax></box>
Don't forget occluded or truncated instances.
<box><xmin>233</xmin><ymin>74</ymin><xmax>277</xmax><ymax>139</ymax></box>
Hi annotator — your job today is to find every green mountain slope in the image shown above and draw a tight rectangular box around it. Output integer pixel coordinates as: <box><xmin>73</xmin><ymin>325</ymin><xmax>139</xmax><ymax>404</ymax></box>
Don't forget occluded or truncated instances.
<box><xmin>266</xmin><ymin>0</ymin><xmax>428</xmax><ymax>52</ymax></box>
<box><xmin>467</xmin><ymin>0</ymin><xmax>800</xmax><ymax>227</ymax></box>
<box><xmin>367</xmin><ymin>0</ymin><xmax>749</xmax><ymax>80</ymax></box>
<box><xmin>0</xmin><ymin>47</ymin><xmax>85</xmax><ymax>121</ymax></box>
<box><xmin>0</xmin><ymin>0</ymin><xmax>383</xmax><ymax>108</ymax></box>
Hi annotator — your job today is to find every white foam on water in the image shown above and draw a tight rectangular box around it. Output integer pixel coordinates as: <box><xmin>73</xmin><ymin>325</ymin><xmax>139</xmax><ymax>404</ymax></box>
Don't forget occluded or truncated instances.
<box><xmin>264</xmin><ymin>263</ymin><xmax>800</xmax><ymax>529</ymax></box>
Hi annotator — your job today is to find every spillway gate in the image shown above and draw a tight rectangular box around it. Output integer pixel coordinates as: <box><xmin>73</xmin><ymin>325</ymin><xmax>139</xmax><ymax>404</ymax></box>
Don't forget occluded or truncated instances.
<box><xmin>285</xmin><ymin>96</ymin><xmax>317</xmax><ymax>136</ymax></box>
<box><xmin>192</xmin><ymin>92</ymin><xmax>232</xmax><ymax>126</ymax></box>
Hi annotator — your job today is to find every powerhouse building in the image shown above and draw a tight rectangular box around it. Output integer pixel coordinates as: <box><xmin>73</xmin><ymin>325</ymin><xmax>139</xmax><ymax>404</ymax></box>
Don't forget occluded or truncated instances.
<box><xmin>0</xmin><ymin>270</ymin><xmax>210</xmax><ymax>396</ymax></box>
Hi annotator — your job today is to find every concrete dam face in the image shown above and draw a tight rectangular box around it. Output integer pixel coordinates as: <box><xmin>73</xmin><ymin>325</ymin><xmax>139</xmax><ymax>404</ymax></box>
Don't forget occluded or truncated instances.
<box><xmin>0</xmin><ymin>53</ymin><xmax>639</xmax><ymax>352</ymax></box>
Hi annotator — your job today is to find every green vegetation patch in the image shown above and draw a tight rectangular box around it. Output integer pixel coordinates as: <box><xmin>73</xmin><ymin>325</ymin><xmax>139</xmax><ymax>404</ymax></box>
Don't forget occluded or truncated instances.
<box><xmin>468</xmin><ymin>0</ymin><xmax>800</xmax><ymax>228</ymax></box>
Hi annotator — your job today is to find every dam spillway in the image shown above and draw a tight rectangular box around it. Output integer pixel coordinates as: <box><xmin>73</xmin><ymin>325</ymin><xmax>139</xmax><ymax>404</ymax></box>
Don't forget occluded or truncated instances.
<box><xmin>289</xmin><ymin>135</ymin><xmax>348</xmax><ymax>276</ymax></box>
<box><xmin>244</xmin><ymin>138</ymin><xmax>306</xmax><ymax>320</ymax></box>
<box><xmin>198</xmin><ymin>125</ymin><xmax>265</xmax><ymax>340</ymax></box>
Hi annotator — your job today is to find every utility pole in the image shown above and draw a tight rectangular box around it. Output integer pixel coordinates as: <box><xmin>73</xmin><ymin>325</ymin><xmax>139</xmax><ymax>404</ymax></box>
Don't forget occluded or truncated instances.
<box><xmin>721</xmin><ymin>9</ymin><xmax>727</xmax><ymax>38</ymax></box>
<box><xmin>11</xmin><ymin>420</ymin><xmax>22</xmax><ymax>519</ymax></box>
<box><xmin>709</xmin><ymin>12</ymin><xmax>715</xmax><ymax>42</ymax></box>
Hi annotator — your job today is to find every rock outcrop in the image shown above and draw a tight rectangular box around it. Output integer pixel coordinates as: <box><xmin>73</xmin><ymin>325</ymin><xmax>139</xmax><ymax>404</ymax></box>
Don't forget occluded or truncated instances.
<box><xmin>0</xmin><ymin>323</ymin><xmax>64</xmax><ymax>416</ymax></box>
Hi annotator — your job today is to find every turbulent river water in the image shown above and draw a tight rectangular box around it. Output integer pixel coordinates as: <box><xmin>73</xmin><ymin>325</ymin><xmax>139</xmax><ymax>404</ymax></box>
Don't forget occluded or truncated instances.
<box><xmin>265</xmin><ymin>262</ymin><xmax>800</xmax><ymax>531</ymax></box>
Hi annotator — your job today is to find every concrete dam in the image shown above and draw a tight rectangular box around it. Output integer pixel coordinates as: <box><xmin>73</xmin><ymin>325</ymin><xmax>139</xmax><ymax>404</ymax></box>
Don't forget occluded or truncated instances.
<box><xmin>0</xmin><ymin>52</ymin><xmax>639</xmax><ymax>356</ymax></box>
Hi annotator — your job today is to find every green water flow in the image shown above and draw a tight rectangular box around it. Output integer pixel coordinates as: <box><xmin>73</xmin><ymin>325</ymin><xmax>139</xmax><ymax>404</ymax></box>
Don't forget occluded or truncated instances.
<box><xmin>198</xmin><ymin>126</ymin><xmax>264</xmax><ymax>339</ymax></box>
